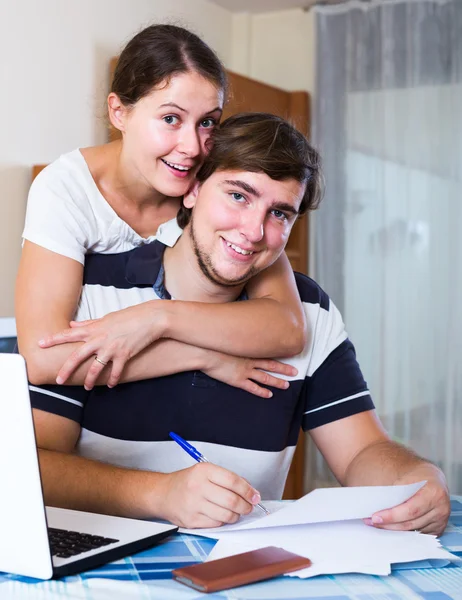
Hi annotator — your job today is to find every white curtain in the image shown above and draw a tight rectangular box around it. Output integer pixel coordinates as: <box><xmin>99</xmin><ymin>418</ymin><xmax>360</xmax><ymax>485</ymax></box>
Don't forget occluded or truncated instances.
<box><xmin>309</xmin><ymin>0</ymin><xmax>462</xmax><ymax>493</ymax></box>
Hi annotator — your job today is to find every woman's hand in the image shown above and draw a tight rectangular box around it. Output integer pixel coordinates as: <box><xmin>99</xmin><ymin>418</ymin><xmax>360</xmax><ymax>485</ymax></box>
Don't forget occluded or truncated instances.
<box><xmin>39</xmin><ymin>297</ymin><xmax>298</xmax><ymax>396</ymax></box>
<box><xmin>39</xmin><ymin>301</ymin><xmax>168</xmax><ymax>390</ymax></box>
<box><xmin>203</xmin><ymin>352</ymin><xmax>298</xmax><ymax>399</ymax></box>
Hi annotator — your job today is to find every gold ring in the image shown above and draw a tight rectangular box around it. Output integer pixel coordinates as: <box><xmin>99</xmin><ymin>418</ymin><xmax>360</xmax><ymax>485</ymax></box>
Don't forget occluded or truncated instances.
<box><xmin>94</xmin><ymin>356</ymin><xmax>108</xmax><ymax>367</ymax></box>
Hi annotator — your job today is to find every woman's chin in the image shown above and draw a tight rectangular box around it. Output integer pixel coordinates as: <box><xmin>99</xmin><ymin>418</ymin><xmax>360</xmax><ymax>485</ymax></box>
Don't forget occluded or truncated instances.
<box><xmin>153</xmin><ymin>179</ymin><xmax>192</xmax><ymax>199</ymax></box>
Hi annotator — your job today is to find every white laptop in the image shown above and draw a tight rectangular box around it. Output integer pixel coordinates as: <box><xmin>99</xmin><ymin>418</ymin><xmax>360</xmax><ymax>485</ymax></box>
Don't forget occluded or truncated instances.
<box><xmin>0</xmin><ymin>353</ymin><xmax>177</xmax><ymax>579</ymax></box>
<box><xmin>0</xmin><ymin>317</ymin><xmax>16</xmax><ymax>353</ymax></box>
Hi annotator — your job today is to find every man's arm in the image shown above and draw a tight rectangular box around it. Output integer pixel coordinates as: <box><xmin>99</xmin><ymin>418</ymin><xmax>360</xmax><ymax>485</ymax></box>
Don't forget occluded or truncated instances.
<box><xmin>34</xmin><ymin>410</ymin><xmax>158</xmax><ymax>517</ymax></box>
<box><xmin>310</xmin><ymin>410</ymin><xmax>450</xmax><ymax>535</ymax></box>
<box><xmin>298</xmin><ymin>282</ymin><xmax>449</xmax><ymax>537</ymax></box>
<box><xmin>33</xmin><ymin>410</ymin><xmax>261</xmax><ymax>528</ymax></box>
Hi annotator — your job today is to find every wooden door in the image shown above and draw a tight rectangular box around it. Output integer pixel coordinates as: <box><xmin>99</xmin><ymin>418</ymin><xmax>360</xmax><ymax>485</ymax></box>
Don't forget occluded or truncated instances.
<box><xmin>223</xmin><ymin>72</ymin><xmax>310</xmax><ymax>499</ymax></box>
<box><xmin>32</xmin><ymin>165</ymin><xmax>47</xmax><ymax>180</ymax></box>
<box><xmin>223</xmin><ymin>71</ymin><xmax>310</xmax><ymax>277</ymax></box>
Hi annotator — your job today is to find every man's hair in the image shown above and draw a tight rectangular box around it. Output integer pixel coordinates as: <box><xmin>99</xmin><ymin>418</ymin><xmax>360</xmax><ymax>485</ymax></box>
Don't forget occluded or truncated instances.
<box><xmin>177</xmin><ymin>112</ymin><xmax>323</xmax><ymax>229</ymax></box>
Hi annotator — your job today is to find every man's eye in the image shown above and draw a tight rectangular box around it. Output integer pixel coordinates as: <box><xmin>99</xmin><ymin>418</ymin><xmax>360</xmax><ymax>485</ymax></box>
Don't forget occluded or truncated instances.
<box><xmin>231</xmin><ymin>192</ymin><xmax>245</xmax><ymax>201</ymax></box>
<box><xmin>163</xmin><ymin>115</ymin><xmax>180</xmax><ymax>125</ymax></box>
<box><xmin>200</xmin><ymin>118</ymin><xmax>216</xmax><ymax>129</ymax></box>
<box><xmin>272</xmin><ymin>209</ymin><xmax>288</xmax><ymax>220</ymax></box>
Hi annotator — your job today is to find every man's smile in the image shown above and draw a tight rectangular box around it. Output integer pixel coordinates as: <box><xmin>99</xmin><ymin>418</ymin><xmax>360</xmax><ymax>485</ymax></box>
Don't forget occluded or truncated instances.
<box><xmin>221</xmin><ymin>237</ymin><xmax>260</xmax><ymax>262</ymax></box>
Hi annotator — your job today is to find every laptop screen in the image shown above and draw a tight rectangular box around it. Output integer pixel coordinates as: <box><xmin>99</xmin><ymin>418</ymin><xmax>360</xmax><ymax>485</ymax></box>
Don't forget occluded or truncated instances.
<box><xmin>0</xmin><ymin>318</ymin><xmax>17</xmax><ymax>353</ymax></box>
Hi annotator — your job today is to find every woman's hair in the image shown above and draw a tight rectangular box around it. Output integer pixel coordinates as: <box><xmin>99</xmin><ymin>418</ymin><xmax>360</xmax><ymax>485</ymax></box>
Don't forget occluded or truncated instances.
<box><xmin>177</xmin><ymin>112</ymin><xmax>324</xmax><ymax>228</ymax></box>
<box><xmin>111</xmin><ymin>24</ymin><xmax>227</xmax><ymax>105</ymax></box>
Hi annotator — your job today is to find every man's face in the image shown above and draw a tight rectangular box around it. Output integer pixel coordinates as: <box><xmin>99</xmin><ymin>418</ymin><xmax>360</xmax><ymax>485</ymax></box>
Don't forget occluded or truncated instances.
<box><xmin>184</xmin><ymin>170</ymin><xmax>305</xmax><ymax>287</ymax></box>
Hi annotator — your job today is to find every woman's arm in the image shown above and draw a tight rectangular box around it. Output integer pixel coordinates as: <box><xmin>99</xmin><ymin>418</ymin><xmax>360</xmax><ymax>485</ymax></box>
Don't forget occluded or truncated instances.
<box><xmin>16</xmin><ymin>242</ymin><xmax>85</xmax><ymax>384</ymax></box>
<box><xmin>17</xmin><ymin>242</ymin><xmax>295</xmax><ymax>395</ymax></box>
<box><xmin>41</xmin><ymin>251</ymin><xmax>306</xmax><ymax>384</ymax></box>
<box><xmin>15</xmin><ymin>241</ymin><xmax>219</xmax><ymax>386</ymax></box>
<box><xmin>166</xmin><ymin>251</ymin><xmax>307</xmax><ymax>357</ymax></box>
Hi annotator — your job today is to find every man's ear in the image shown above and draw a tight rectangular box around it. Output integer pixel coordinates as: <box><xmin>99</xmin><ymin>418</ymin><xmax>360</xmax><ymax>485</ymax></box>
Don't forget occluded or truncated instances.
<box><xmin>107</xmin><ymin>93</ymin><xmax>129</xmax><ymax>133</ymax></box>
<box><xmin>183</xmin><ymin>181</ymin><xmax>200</xmax><ymax>209</ymax></box>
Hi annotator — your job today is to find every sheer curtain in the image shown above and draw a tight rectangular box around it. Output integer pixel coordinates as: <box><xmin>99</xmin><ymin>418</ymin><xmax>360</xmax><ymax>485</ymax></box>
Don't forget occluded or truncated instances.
<box><xmin>309</xmin><ymin>0</ymin><xmax>462</xmax><ymax>493</ymax></box>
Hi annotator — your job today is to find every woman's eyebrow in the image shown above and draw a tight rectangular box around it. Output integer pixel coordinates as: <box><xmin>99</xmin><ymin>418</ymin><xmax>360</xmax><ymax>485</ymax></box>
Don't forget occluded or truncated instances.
<box><xmin>159</xmin><ymin>102</ymin><xmax>187</xmax><ymax>112</ymax></box>
<box><xmin>158</xmin><ymin>103</ymin><xmax>223</xmax><ymax>115</ymax></box>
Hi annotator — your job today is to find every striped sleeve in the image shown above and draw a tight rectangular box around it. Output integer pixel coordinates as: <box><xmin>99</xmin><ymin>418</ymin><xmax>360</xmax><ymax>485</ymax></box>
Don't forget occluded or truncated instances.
<box><xmin>29</xmin><ymin>383</ymin><xmax>88</xmax><ymax>423</ymax></box>
<box><xmin>301</xmin><ymin>338</ymin><xmax>374</xmax><ymax>430</ymax></box>
<box><xmin>295</xmin><ymin>275</ymin><xmax>374</xmax><ymax>430</ymax></box>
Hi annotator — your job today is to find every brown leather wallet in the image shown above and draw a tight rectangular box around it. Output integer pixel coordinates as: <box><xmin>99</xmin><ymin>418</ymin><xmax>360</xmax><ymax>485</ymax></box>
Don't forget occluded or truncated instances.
<box><xmin>172</xmin><ymin>546</ymin><xmax>312</xmax><ymax>593</ymax></box>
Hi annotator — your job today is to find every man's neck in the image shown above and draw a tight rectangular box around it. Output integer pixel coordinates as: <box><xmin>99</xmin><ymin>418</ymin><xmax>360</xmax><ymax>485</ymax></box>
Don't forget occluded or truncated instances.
<box><xmin>162</xmin><ymin>232</ymin><xmax>243</xmax><ymax>304</ymax></box>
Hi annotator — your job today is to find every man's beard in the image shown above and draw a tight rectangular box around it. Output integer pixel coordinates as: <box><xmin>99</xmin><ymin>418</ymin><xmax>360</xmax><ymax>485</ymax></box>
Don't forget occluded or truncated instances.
<box><xmin>189</xmin><ymin>215</ymin><xmax>258</xmax><ymax>288</ymax></box>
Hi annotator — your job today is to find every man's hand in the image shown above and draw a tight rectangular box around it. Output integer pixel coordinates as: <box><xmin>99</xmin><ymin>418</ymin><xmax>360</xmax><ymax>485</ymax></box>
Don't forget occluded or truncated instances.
<box><xmin>156</xmin><ymin>463</ymin><xmax>262</xmax><ymax>529</ymax></box>
<box><xmin>364</xmin><ymin>464</ymin><xmax>450</xmax><ymax>536</ymax></box>
<box><xmin>311</xmin><ymin>413</ymin><xmax>450</xmax><ymax>537</ymax></box>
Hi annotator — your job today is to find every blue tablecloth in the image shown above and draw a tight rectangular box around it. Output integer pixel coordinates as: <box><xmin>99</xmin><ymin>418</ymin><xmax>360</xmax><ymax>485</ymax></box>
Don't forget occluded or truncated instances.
<box><xmin>3</xmin><ymin>498</ymin><xmax>462</xmax><ymax>599</ymax></box>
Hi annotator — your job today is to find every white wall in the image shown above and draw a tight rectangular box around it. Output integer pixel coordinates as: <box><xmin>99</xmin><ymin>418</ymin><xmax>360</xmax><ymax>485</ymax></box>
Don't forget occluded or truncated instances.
<box><xmin>230</xmin><ymin>8</ymin><xmax>315</xmax><ymax>94</ymax></box>
<box><xmin>0</xmin><ymin>0</ymin><xmax>232</xmax><ymax>316</ymax></box>
<box><xmin>0</xmin><ymin>2</ymin><xmax>316</xmax><ymax>317</ymax></box>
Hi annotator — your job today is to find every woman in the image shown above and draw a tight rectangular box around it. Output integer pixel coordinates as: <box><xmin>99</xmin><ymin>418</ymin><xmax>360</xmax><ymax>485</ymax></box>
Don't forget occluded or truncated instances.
<box><xmin>16</xmin><ymin>24</ymin><xmax>304</xmax><ymax>395</ymax></box>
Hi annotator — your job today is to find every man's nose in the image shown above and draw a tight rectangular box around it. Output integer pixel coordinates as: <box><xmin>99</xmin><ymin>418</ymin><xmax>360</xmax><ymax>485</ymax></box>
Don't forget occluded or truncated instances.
<box><xmin>178</xmin><ymin>126</ymin><xmax>201</xmax><ymax>157</ymax></box>
<box><xmin>240</xmin><ymin>213</ymin><xmax>265</xmax><ymax>244</ymax></box>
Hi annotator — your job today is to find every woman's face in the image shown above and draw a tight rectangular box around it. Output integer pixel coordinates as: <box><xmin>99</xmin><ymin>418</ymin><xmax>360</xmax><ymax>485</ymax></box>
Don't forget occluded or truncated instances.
<box><xmin>119</xmin><ymin>71</ymin><xmax>224</xmax><ymax>198</ymax></box>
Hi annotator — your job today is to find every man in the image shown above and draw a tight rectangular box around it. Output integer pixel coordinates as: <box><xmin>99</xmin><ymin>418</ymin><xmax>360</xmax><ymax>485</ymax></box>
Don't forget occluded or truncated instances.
<box><xmin>30</xmin><ymin>113</ymin><xmax>449</xmax><ymax>534</ymax></box>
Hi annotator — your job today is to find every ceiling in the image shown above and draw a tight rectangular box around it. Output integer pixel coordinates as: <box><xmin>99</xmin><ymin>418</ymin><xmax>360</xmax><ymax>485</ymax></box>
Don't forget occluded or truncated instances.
<box><xmin>208</xmin><ymin>0</ymin><xmax>314</xmax><ymax>13</ymax></box>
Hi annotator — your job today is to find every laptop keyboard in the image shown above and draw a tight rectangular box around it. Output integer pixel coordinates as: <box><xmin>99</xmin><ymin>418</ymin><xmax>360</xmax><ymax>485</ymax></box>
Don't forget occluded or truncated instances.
<box><xmin>48</xmin><ymin>527</ymin><xmax>119</xmax><ymax>559</ymax></box>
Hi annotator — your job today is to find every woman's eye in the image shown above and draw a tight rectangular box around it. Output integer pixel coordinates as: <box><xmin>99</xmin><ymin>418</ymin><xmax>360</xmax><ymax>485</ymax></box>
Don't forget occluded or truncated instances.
<box><xmin>231</xmin><ymin>192</ymin><xmax>245</xmax><ymax>202</ymax></box>
<box><xmin>163</xmin><ymin>115</ymin><xmax>180</xmax><ymax>125</ymax></box>
<box><xmin>200</xmin><ymin>118</ymin><xmax>216</xmax><ymax>129</ymax></box>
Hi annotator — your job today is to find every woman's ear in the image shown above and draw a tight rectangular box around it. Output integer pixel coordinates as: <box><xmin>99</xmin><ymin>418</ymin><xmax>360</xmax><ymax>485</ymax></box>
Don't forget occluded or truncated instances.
<box><xmin>107</xmin><ymin>93</ymin><xmax>128</xmax><ymax>133</ymax></box>
<box><xmin>183</xmin><ymin>181</ymin><xmax>200</xmax><ymax>209</ymax></box>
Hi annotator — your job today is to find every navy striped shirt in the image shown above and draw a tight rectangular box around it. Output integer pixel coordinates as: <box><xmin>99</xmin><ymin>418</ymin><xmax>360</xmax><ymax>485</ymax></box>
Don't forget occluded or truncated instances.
<box><xmin>30</xmin><ymin>224</ymin><xmax>374</xmax><ymax>499</ymax></box>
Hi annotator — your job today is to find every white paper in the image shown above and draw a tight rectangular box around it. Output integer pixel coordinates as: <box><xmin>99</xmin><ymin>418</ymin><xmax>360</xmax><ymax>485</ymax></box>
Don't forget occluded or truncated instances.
<box><xmin>235</xmin><ymin>481</ymin><xmax>427</xmax><ymax>531</ymax></box>
<box><xmin>205</xmin><ymin>520</ymin><xmax>457</xmax><ymax>579</ymax></box>
<box><xmin>180</xmin><ymin>481</ymin><xmax>426</xmax><ymax>537</ymax></box>
<box><xmin>206</xmin><ymin>535</ymin><xmax>393</xmax><ymax>578</ymax></box>
<box><xmin>179</xmin><ymin>482</ymin><xmax>462</xmax><ymax>579</ymax></box>
<box><xmin>179</xmin><ymin>501</ymin><xmax>284</xmax><ymax>536</ymax></box>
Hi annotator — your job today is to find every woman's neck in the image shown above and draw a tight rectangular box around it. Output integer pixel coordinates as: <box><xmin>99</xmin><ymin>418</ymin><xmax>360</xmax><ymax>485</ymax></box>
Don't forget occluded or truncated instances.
<box><xmin>83</xmin><ymin>141</ymin><xmax>168</xmax><ymax>207</ymax></box>
<box><xmin>80</xmin><ymin>142</ymin><xmax>181</xmax><ymax>237</ymax></box>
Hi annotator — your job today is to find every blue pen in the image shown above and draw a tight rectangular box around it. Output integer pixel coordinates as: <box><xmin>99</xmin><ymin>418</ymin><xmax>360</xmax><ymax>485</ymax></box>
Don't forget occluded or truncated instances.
<box><xmin>169</xmin><ymin>432</ymin><xmax>270</xmax><ymax>516</ymax></box>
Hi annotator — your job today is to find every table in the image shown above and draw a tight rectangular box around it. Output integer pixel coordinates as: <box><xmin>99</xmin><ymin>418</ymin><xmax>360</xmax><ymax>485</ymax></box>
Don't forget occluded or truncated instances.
<box><xmin>2</xmin><ymin>497</ymin><xmax>462</xmax><ymax>599</ymax></box>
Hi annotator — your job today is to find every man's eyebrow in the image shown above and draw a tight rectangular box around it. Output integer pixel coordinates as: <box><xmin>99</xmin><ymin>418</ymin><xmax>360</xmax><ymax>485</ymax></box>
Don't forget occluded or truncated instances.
<box><xmin>223</xmin><ymin>180</ymin><xmax>261</xmax><ymax>197</ymax></box>
<box><xmin>271</xmin><ymin>202</ymin><xmax>299</xmax><ymax>216</ymax></box>
<box><xmin>158</xmin><ymin>103</ymin><xmax>223</xmax><ymax>115</ymax></box>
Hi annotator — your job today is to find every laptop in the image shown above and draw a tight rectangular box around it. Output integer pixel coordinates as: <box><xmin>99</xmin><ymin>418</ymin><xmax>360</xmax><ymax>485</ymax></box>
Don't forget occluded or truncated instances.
<box><xmin>0</xmin><ymin>353</ymin><xmax>177</xmax><ymax>579</ymax></box>
<box><xmin>0</xmin><ymin>317</ymin><xmax>16</xmax><ymax>353</ymax></box>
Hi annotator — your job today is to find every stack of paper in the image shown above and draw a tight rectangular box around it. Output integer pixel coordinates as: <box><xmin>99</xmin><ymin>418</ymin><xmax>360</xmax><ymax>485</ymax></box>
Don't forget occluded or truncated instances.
<box><xmin>181</xmin><ymin>482</ymin><xmax>459</xmax><ymax>578</ymax></box>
